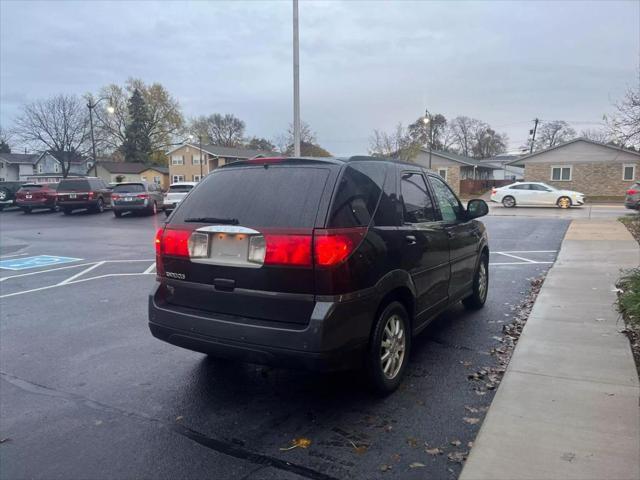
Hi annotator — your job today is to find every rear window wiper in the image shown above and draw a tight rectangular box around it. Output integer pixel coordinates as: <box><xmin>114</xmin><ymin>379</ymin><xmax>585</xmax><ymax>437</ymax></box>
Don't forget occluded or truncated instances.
<box><xmin>184</xmin><ymin>217</ymin><xmax>239</xmax><ymax>225</ymax></box>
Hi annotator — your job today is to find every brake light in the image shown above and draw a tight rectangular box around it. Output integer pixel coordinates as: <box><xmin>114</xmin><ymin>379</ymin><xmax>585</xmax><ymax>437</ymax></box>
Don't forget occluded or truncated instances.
<box><xmin>264</xmin><ymin>234</ymin><xmax>312</xmax><ymax>266</ymax></box>
<box><xmin>112</xmin><ymin>194</ymin><xmax>120</xmax><ymax>200</ymax></box>
<box><xmin>627</xmin><ymin>189</ymin><xmax>637</xmax><ymax>195</ymax></box>
<box><xmin>491</xmin><ymin>188</ymin><xmax>497</xmax><ymax>195</ymax></box>
<box><xmin>314</xmin><ymin>227</ymin><xmax>366</xmax><ymax>267</ymax></box>
<box><xmin>137</xmin><ymin>193</ymin><xmax>149</xmax><ymax>199</ymax></box>
<box><xmin>161</xmin><ymin>229</ymin><xmax>191</xmax><ymax>257</ymax></box>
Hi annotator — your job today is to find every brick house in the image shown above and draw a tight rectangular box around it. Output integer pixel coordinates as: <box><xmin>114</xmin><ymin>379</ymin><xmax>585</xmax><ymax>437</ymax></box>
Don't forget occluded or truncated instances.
<box><xmin>412</xmin><ymin>148</ymin><xmax>497</xmax><ymax>194</ymax></box>
<box><xmin>509</xmin><ymin>138</ymin><xmax>640</xmax><ymax>200</ymax></box>
<box><xmin>166</xmin><ymin>144</ymin><xmax>274</xmax><ymax>183</ymax></box>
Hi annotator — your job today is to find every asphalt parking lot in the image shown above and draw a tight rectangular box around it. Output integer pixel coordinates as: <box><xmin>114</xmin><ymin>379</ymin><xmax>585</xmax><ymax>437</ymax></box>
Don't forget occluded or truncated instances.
<box><xmin>1</xmin><ymin>206</ymin><xmax>572</xmax><ymax>479</ymax></box>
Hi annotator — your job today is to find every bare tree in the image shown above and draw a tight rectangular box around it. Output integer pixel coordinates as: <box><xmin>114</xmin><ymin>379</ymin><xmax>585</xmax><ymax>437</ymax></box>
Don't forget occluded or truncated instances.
<box><xmin>533</xmin><ymin>120</ymin><xmax>576</xmax><ymax>151</ymax></box>
<box><xmin>449</xmin><ymin>116</ymin><xmax>483</xmax><ymax>157</ymax></box>
<box><xmin>606</xmin><ymin>86</ymin><xmax>640</xmax><ymax>147</ymax></box>
<box><xmin>286</xmin><ymin>121</ymin><xmax>316</xmax><ymax>144</ymax></box>
<box><xmin>189</xmin><ymin>113</ymin><xmax>245</xmax><ymax>147</ymax></box>
<box><xmin>581</xmin><ymin>128</ymin><xmax>611</xmax><ymax>144</ymax></box>
<box><xmin>472</xmin><ymin>127</ymin><xmax>508</xmax><ymax>159</ymax></box>
<box><xmin>276</xmin><ymin>121</ymin><xmax>331</xmax><ymax>156</ymax></box>
<box><xmin>0</xmin><ymin>125</ymin><xmax>12</xmax><ymax>153</ymax></box>
<box><xmin>369</xmin><ymin>123</ymin><xmax>419</xmax><ymax>161</ymax></box>
<box><xmin>14</xmin><ymin>94</ymin><xmax>90</xmax><ymax>177</ymax></box>
<box><xmin>407</xmin><ymin>113</ymin><xmax>448</xmax><ymax>150</ymax></box>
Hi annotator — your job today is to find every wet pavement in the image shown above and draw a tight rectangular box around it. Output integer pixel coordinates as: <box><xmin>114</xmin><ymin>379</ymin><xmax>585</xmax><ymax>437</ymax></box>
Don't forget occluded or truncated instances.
<box><xmin>0</xmin><ymin>207</ymin><xmax>569</xmax><ymax>480</ymax></box>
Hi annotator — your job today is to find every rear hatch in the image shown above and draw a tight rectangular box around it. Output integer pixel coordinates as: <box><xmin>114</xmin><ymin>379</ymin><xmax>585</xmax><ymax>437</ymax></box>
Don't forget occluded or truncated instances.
<box><xmin>112</xmin><ymin>183</ymin><xmax>148</xmax><ymax>206</ymax></box>
<box><xmin>157</xmin><ymin>161</ymin><xmax>339</xmax><ymax>326</ymax></box>
<box><xmin>165</xmin><ymin>184</ymin><xmax>194</xmax><ymax>206</ymax></box>
<box><xmin>17</xmin><ymin>184</ymin><xmax>53</xmax><ymax>202</ymax></box>
<box><xmin>57</xmin><ymin>179</ymin><xmax>93</xmax><ymax>202</ymax></box>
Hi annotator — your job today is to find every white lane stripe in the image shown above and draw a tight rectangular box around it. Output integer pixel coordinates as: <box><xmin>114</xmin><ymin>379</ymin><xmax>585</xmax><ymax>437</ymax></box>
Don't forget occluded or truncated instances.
<box><xmin>0</xmin><ymin>272</ymin><xmax>154</xmax><ymax>299</ymax></box>
<box><xmin>0</xmin><ymin>253</ymin><xmax>28</xmax><ymax>259</ymax></box>
<box><xmin>494</xmin><ymin>252</ymin><xmax>537</xmax><ymax>263</ymax></box>
<box><xmin>102</xmin><ymin>259</ymin><xmax>155</xmax><ymax>263</ymax></box>
<box><xmin>58</xmin><ymin>261</ymin><xmax>105</xmax><ymax>285</ymax></box>
<box><xmin>143</xmin><ymin>262</ymin><xmax>156</xmax><ymax>274</ymax></box>
<box><xmin>0</xmin><ymin>262</ymin><xmax>98</xmax><ymax>282</ymax></box>
<box><xmin>490</xmin><ymin>261</ymin><xmax>554</xmax><ymax>266</ymax></box>
<box><xmin>495</xmin><ymin>250</ymin><xmax>557</xmax><ymax>253</ymax></box>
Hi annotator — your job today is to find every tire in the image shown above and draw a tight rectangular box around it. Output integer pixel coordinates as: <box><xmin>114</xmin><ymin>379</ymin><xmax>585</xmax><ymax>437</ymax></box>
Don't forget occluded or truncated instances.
<box><xmin>365</xmin><ymin>301</ymin><xmax>411</xmax><ymax>395</ymax></box>
<box><xmin>50</xmin><ymin>205</ymin><xmax>58</xmax><ymax>213</ymax></box>
<box><xmin>502</xmin><ymin>196</ymin><xmax>516</xmax><ymax>208</ymax></box>
<box><xmin>114</xmin><ymin>210</ymin><xmax>122</xmax><ymax>218</ymax></box>
<box><xmin>149</xmin><ymin>201</ymin><xmax>158</xmax><ymax>216</ymax></box>
<box><xmin>463</xmin><ymin>253</ymin><xmax>489</xmax><ymax>310</ymax></box>
<box><xmin>557</xmin><ymin>196</ymin><xmax>571</xmax><ymax>209</ymax></box>
<box><xmin>93</xmin><ymin>198</ymin><xmax>105</xmax><ymax>213</ymax></box>
<box><xmin>62</xmin><ymin>207</ymin><xmax>72</xmax><ymax>215</ymax></box>
<box><xmin>0</xmin><ymin>188</ymin><xmax>9</xmax><ymax>203</ymax></box>
<box><xmin>22</xmin><ymin>207</ymin><xmax>32</xmax><ymax>214</ymax></box>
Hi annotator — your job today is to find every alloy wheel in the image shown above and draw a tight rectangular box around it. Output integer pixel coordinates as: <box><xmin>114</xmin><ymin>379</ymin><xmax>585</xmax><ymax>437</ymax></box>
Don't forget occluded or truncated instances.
<box><xmin>478</xmin><ymin>261</ymin><xmax>488</xmax><ymax>301</ymax></box>
<box><xmin>380</xmin><ymin>314</ymin><xmax>406</xmax><ymax>380</ymax></box>
<box><xmin>558</xmin><ymin>197</ymin><xmax>571</xmax><ymax>209</ymax></box>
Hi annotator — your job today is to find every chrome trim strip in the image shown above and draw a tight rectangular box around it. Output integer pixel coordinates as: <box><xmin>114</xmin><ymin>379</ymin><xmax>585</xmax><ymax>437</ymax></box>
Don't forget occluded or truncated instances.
<box><xmin>196</xmin><ymin>225</ymin><xmax>260</xmax><ymax>234</ymax></box>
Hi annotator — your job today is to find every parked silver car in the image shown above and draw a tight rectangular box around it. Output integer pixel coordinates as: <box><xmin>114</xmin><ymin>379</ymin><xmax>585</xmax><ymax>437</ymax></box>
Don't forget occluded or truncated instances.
<box><xmin>112</xmin><ymin>182</ymin><xmax>163</xmax><ymax>217</ymax></box>
<box><xmin>163</xmin><ymin>182</ymin><xmax>197</xmax><ymax>216</ymax></box>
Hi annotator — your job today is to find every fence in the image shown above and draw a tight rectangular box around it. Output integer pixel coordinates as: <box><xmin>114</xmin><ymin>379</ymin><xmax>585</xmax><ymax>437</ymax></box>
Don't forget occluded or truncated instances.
<box><xmin>459</xmin><ymin>179</ymin><xmax>513</xmax><ymax>196</ymax></box>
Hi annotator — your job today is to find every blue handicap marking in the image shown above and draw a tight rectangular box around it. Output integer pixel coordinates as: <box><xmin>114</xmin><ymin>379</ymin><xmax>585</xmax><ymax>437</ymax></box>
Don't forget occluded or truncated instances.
<box><xmin>0</xmin><ymin>255</ymin><xmax>83</xmax><ymax>271</ymax></box>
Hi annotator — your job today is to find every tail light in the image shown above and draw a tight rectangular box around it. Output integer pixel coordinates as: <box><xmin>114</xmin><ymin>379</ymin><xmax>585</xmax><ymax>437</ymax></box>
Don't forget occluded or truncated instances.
<box><xmin>112</xmin><ymin>194</ymin><xmax>120</xmax><ymax>200</ymax></box>
<box><xmin>314</xmin><ymin>228</ymin><xmax>366</xmax><ymax>267</ymax></box>
<box><xmin>627</xmin><ymin>189</ymin><xmax>637</xmax><ymax>195</ymax></box>
<box><xmin>155</xmin><ymin>227</ymin><xmax>194</xmax><ymax>277</ymax></box>
<box><xmin>263</xmin><ymin>234</ymin><xmax>312</xmax><ymax>266</ymax></box>
<box><xmin>491</xmin><ymin>188</ymin><xmax>497</xmax><ymax>195</ymax></box>
<box><xmin>137</xmin><ymin>193</ymin><xmax>149</xmax><ymax>199</ymax></box>
<box><xmin>88</xmin><ymin>192</ymin><xmax>94</xmax><ymax>199</ymax></box>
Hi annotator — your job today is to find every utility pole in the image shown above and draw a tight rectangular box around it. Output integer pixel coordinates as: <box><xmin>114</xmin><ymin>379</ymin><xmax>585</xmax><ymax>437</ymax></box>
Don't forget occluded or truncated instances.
<box><xmin>529</xmin><ymin>118</ymin><xmax>539</xmax><ymax>154</ymax></box>
<box><xmin>292</xmin><ymin>0</ymin><xmax>301</xmax><ymax>157</ymax></box>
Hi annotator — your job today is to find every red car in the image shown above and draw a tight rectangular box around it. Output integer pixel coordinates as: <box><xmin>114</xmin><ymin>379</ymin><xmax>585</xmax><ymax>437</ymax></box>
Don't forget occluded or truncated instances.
<box><xmin>15</xmin><ymin>183</ymin><xmax>59</xmax><ymax>213</ymax></box>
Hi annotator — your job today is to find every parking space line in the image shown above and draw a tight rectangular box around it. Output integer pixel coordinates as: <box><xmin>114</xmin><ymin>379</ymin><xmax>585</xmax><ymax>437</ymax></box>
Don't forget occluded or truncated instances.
<box><xmin>58</xmin><ymin>261</ymin><xmax>105</xmax><ymax>285</ymax></box>
<box><xmin>143</xmin><ymin>263</ymin><xmax>156</xmax><ymax>274</ymax></box>
<box><xmin>0</xmin><ymin>262</ymin><xmax>98</xmax><ymax>282</ymax></box>
<box><xmin>497</xmin><ymin>250</ymin><xmax>557</xmax><ymax>253</ymax></box>
<box><xmin>0</xmin><ymin>253</ymin><xmax>28</xmax><ymax>259</ymax></box>
<box><xmin>494</xmin><ymin>252</ymin><xmax>537</xmax><ymax>263</ymax></box>
<box><xmin>490</xmin><ymin>261</ymin><xmax>554</xmax><ymax>266</ymax></box>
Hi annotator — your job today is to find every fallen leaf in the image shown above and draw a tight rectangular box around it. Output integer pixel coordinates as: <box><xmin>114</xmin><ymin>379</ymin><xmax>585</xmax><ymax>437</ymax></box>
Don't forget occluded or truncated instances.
<box><xmin>450</xmin><ymin>440</ymin><xmax>461</xmax><ymax>447</ymax></box>
<box><xmin>380</xmin><ymin>464</ymin><xmax>392</xmax><ymax>472</ymax></box>
<box><xmin>406</xmin><ymin>437</ymin><xmax>419</xmax><ymax>448</ymax></box>
<box><xmin>426</xmin><ymin>447</ymin><xmax>444</xmax><ymax>455</ymax></box>
<box><xmin>347</xmin><ymin>438</ymin><xmax>367</xmax><ymax>454</ymax></box>
<box><xmin>463</xmin><ymin>417</ymin><xmax>480</xmax><ymax>425</ymax></box>
<box><xmin>467</xmin><ymin>441</ymin><xmax>474</xmax><ymax>448</ymax></box>
<box><xmin>94</xmin><ymin>420</ymin><xmax>103</xmax><ymax>426</ymax></box>
<box><xmin>409</xmin><ymin>462</ymin><xmax>426</xmax><ymax>468</ymax></box>
<box><xmin>384</xmin><ymin>424</ymin><xmax>393</xmax><ymax>432</ymax></box>
<box><xmin>279</xmin><ymin>437</ymin><xmax>312</xmax><ymax>451</ymax></box>
<box><xmin>0</xmin><ymin>438</ymin><xmax>11</xmax><ymax>444</ymax></box>
<box><xmin>175</xmin><ymin>416</ymin><xmax>184</xmax><ymax>422</ymax></box>
<box><xmin>448</xmin><ymin>451</ymin><xmax>468</xmax><ymax>463</ymax></box>
<box><xmin>464</xmin><ymin>406</ymin><xmax>479</xmax><ymax>413</ymax></box>
<box><xmin>391</xmin><ymin>453</ymin><xmax>401</xmax><ymax>462</ymax></box>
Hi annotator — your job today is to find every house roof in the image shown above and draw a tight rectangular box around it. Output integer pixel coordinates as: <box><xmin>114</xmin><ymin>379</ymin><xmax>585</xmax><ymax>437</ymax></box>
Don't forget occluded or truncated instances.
<box><xmin>508</xmin><ymin>137</ymin><xmax>640</xmax><ymax>166</ymax></box>
<box><xmin>142</xmin><ymin>165</ymin><xmax>169</xmax><ymax>174</ymax></box>
<box><xmin>421</xmin><ymin>149</ymin><xmax>499</xmax><ymax>169</ymax></box>
<box><xmin>98</xmin><ymin>162</ymin><xmax>151</xmax><ymax>174</ymax></box>
<box><xmin>166</xmin><ymin>143</ymin><xmax>275</xmax><ymax>159</ymax></box>
<box><xmin>45</xmin><ymin>152</ymin><xmax>90</xmax><ymax>165</ymax></box>
<box><xmin>0</xmin><ymin>153</ymin><xmax>40</xmax><ymax>165</ymax></box>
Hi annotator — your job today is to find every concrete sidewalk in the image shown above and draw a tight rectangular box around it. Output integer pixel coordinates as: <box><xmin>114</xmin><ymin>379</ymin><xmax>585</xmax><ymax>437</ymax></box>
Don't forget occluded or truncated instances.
<box><xmin>461</xmin><ymin>219</ymin><xmax>640</xmax><ymax>480</ymax></box>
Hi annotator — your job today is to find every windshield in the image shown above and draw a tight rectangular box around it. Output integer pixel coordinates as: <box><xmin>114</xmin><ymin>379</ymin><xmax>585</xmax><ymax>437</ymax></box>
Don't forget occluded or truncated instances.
<box><xmin>113</xmin><ymin>183</ymin><xmax>145</xmax><ymax>193</ymax></box>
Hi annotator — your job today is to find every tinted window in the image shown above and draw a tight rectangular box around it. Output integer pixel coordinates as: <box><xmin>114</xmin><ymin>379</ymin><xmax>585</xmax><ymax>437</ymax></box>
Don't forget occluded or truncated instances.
<box><xmin>19</xmin><ymin>185</ymin><xmax>44</xmax><ymax>191</ymax></box>
<box><xmin>429</xmin><ymin>175</ymin><xmax>462</xmax><ymax>222</ymax></box>
<box><xmin>58</xmin><ymin>179</ymin><xmax>91</xmax><ymax>192</ymax></box>
<box><xmin>113</xmin><ymin>183</ymin><xmax>145</xmax><ymax>193</ymax></box>
<box><xmin>401</xmin><ymin>172</ymin><xmax>436</xmax><ymax>223</ymax></box>
<box><xmin>374</xmin><ymin>167</ymin><xmax>399</xmax><ymax>227</ymax></box>
<box><xmin>169</xmin><ymin>185</ymin><xmax>194</xmax><ymax>193</ymax></box>
<box><xmin>172</xmin><ymin>166</ymin><xmax>330</xmax><ymax>228</ymax></box>
<box><xmin>529</xmin><ymin>184</ymin><xmax>549</xmax><ymax>191</ymax></box>
<box><xmin>510</xmin><ymin>184</ymin><xmax>529</xmax><ymax>190</ymax></box>
<box><xmin>328</xmin><ymin>163</ymin><xmax>386</xmax><ymax>227</ymax></box>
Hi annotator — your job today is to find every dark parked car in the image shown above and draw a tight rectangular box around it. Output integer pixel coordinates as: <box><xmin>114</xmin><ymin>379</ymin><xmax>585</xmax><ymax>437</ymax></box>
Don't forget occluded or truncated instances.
<box><xmin>16</xmin><ymin>183</ymin><xmax>59</xmax><ymax>213</ymax></box>
<box><xmin>625</xmin><ymin>183</ymin><xmax>640</xmax><ymax>210</ymax></box>
<box><xmin>112</xmin><ymin>181</ymin><xmax>163</xmax><ymax>217</ymax></box>
<box><xmin>149</xmin><ymin>156</ymin><xmax>489</xmax><ymax>393</ymax></box>
<box><xmin>56</xmin><ymin>177</ymin><xmax>112</xmax><ymax>215</ymax></box>
<box><xmin>0</xmin><ymin>181</ymin><xmax>25</xmax><ymax>211</ymax></box>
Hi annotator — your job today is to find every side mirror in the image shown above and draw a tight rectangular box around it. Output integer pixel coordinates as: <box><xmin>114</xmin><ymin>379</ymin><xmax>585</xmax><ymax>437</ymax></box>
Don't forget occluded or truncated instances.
<box><xmin>467</xmin><ymin>199</ymin><xmax>489</xmax><ymax>219</ymax></box>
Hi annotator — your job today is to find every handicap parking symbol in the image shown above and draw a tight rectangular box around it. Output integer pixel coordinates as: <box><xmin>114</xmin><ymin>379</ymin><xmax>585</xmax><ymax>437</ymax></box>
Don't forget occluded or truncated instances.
<box><xmin>0</xmin><ymin>255</ymin><xmax>83</xmax><ymax>271</ymax></box>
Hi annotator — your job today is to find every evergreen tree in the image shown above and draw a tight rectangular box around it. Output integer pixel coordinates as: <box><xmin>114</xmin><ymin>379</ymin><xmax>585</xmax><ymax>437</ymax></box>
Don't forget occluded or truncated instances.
<box><xmin>0</xmin><ymin>141</ymin><xmax>10</xmax><ymax>153</ymax></box>
<box><xmin>122</xmin><ymin>89</ymin><xmax>152</xmax><ymax>162</ymax></box>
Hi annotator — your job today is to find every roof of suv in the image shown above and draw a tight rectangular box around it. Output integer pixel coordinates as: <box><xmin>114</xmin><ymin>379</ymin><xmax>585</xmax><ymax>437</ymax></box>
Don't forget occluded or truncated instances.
<box><xmin>223</xmin><ymin>155</ymin><xmax>438</xmax><ymax>171</ymax></box>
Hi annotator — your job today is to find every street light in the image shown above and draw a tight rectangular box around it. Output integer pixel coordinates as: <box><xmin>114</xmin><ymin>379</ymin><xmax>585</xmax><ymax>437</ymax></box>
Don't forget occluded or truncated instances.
<box><xmin>423</xmin><ymin>109</ymin><xmax>434</xmax><ymax>169</ymax></box>
<box><xmin>87</xmin><ymin>96</ymin><xmax>112</xmax><ymax>175</ymax></box>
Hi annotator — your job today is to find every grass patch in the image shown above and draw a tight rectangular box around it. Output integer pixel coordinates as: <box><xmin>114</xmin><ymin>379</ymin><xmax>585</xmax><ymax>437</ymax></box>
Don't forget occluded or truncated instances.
<box><xmin>617</xmin><ymin>213</ymin><xmax>640</xmax><ymax>375</ymax></box>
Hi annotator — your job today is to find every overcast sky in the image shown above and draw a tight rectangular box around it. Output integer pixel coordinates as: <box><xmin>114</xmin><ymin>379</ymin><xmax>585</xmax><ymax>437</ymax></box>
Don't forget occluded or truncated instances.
<box><xmin>1</xmin><ymin>0</ymin><xmax>638</xmax><ymax>155</ymax></box>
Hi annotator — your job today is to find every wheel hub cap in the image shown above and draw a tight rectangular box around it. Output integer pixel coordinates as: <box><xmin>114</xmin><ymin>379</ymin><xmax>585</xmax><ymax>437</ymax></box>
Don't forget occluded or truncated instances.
<box><xmin>380</xmin><ymin>314</ymin><xmax>406</xmax><ymax>380</ymax></box>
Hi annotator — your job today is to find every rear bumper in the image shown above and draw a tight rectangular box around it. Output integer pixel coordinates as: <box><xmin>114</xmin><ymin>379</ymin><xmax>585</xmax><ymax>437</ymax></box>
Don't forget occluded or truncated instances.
<box><xmin>625</xmin><ymin>199</ymin><xmax>639</xmax><ymax>209</ymax></box>
<box><xmin>16</xmin><ymin>199</ymin><xmax>55</xmax><ymax>208</ymax></box>
<box><xmin>57</xmin><ymin>200</ymin><xmax>100</xmax><ymax>209</ymax></box>
<box><xmin>148</xmin><ymin>282</ymin><xmax>375</xmax><ymax>371</ymax></box>
<box><xmin>113</xmin><ymin>203</ymin><xmax>151</xmax><ymax>211</ymax></box>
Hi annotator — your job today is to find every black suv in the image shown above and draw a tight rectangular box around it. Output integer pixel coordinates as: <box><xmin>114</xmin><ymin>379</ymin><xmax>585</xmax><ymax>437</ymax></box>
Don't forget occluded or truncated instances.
<box><xmin>56</xmin><ymin>177</ymin><xmax>112</xmax><ymax>215</ymax></box>
<box><xmin>149</xmin><ymin>156</ymin><xmax>489</xmax><ymax>392</ymax></box>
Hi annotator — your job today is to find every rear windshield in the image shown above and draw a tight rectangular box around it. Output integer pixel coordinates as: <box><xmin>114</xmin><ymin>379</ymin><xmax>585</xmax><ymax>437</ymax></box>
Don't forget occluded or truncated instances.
<box><xmin>171</xmin><ymin>166</ymin><xmax>330</xmax><ymax>228</ymax></box>
<box><xmin>168</xmin><ymin>185</ymin><xmax>194</xmax><ymax>193</ymax></box>
<box><xmin>19</xmin><ymin>185</ymin><xmax>44</xmax><ymax>191</ymax></box>
<box><xmin>113</xmin><ymin>183</ymin><xmax>145</xmax><ymax>193</ymax></box>
<box><xmin>58</xmin><ymin>179</ymin><xmax>91</xmax><ymax>192</ymax></box>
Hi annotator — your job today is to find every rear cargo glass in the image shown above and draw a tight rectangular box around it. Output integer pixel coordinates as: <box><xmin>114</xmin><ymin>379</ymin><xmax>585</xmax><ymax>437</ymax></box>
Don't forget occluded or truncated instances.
<box><xmin>113</xmin><ymin>183</ymin><xmax>145</xmax><ymax>193</ymax></box>
<box><xmin>168</xmin><ymin>185</ymin><xmax>194</xmax><ymax>193</ymax></box>
<box><xmin>171</xmin><ymin>166</ymin><xmax>330</xmax><ymax>228</ymax></box>
<box><xmin>58</xmin><ymin>179</ymin><xmax>91</xmax><ymax>192</ymax></box>
<box><xmin>19</xmin><ymin>185</ymin><xmax>44</xmax><ymax>191</ymax></box>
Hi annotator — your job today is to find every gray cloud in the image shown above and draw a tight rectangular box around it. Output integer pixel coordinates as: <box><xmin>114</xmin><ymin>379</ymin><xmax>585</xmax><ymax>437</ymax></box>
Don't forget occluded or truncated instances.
<box><xmin>1</xmin><ymin>0</ymin><xmax>638</xmax><ymax>155</ymax></box>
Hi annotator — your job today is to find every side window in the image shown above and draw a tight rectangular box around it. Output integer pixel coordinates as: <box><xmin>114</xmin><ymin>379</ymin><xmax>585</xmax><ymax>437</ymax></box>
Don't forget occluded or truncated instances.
<box><xmin>400</xmin><ymin>172</ymin><xmax>437</xmax><ymax>223</ymax></box>
<box><xmin>429</xmin><ymin>175</ymin><xmax>463</xmax><ymax>222</ymax></box>
<box><xmin>328</xmin><ymin>163</ymin><xmax>387</xmax><ymax>228</ymax></box>
<box><xmin>510</xmin><ymin>184</ymin><xmax>529</xmax><ymax>190</ymax></box>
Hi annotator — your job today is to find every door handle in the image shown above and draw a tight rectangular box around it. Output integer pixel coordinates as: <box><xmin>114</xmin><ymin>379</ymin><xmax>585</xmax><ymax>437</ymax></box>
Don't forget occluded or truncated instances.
<box><xmin>405</xmin><ymin>235</ymin><xmax>417</xmax><ymax>245</ymax></box>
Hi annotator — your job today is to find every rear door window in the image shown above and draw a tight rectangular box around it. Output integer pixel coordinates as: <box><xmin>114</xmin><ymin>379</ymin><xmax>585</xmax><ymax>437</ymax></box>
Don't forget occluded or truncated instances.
<box><xmin>328</xmin><ymin>163</ymin><xmax>387</xmax><ymax>227</ymax></box>
<box><xmin>58</xmin><ymin>179</ymin><xmax>91</xmax><ymax>192</ymax></box>
<box><xmin>113</xmin><ymin>183</ymin><xmax>145</xmax><ymax>193</ymax></box>
<box><xmin>171</xmin><ymin>166</ymin><xmax>330</xmax><ymax>228</ymax></box>
<box><xmin>401</xmin><ymin>172</ymin><xmax>437</xmax><ymax>223</ymax></box>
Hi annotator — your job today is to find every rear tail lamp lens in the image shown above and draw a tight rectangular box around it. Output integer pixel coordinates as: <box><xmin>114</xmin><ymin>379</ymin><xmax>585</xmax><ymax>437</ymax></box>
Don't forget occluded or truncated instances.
<box><xmin>314</xmin><ymin>228</ymin><xmax>366</xmax><ymax>267</ymax></box>
<box><xmin>627</xmin><ymin>189</ymin><xmax>637</xmax><ymax>195</ymax></box>
<box><xmin>137</xmin><ymin>193</ymin><xmax>149</xmax><ymax>199</ymax></box>
<box><xmin>264</xmin><ymin>234</ymin><xmax>312</xmax><ymax>266</ymax></box>
<box><xmin>112</xmin><ymin>194</ymin><xmax>120</xmax><ymax>200</ymax></box>
<box><xmin>248</xmin><ymin>235</ymin><xmax>266</xmax><ymax>264</ymax></box>
<box><xmin>188</xmin><ymin>232</ymin><xmax>209</xmax><ymax>258</ymax></box>
<box><xmin>88</xmin><ymin>192</ymin><xmax>94</xmax><ymax>199</ymax></box>
<box><xmin>159</xmin><ymin>228</ymin><xmax>191</xmax><ymax>257</ymax></box>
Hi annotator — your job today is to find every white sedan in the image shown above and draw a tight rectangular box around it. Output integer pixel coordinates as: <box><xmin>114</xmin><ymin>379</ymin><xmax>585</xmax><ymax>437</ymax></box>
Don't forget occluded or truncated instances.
<box><xmin>163</xmin><ymin>182</ymin><xmax>198</xmax><ymax>216</ymax></box>
<box><xmin>490</xmin><ymin>182</ymin><xmax>585</xmax><ymax>209</ymax></box>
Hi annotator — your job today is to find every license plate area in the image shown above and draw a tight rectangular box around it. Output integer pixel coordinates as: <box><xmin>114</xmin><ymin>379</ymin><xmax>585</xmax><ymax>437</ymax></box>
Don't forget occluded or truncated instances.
<box><xmin>25</xmin><ymin>195</ymin><xmax>32</xmax><ymax>199</ymax></box>
<box><xmin>190</xmin><ymin>226</ymin><xmax>263</xmax><ymax>268</ymax></box>
<box><xmin>69</xmin><ymin>193</ymin><xmax>77</xmax><ymax>199</ymax></box>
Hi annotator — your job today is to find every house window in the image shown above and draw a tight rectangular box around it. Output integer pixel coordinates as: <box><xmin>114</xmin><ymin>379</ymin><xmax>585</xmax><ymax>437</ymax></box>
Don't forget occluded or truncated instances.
<box><xmin>153</xmin><ymin>176</ymin><xmax>161</xmax><ymax>184</ymax></box>
<box><xmin>38</xmin><ymin>163</ymin><xmax>43</xmax><ymax>174</ymax></box>
<box><xmin>193</xmin><ymin>175</ymin><xmax>202</xmax><ymax>182</ymax></box>
<box><xmin>438</xmin><ymin>168</ymin><xmax>447</xmax><ymax>180</ymax></box>
<box><xmin>192</xmin><ymin>154</ymin><xmax>202</xmax><ymax>165</ymax></box>
<box><xmin>53</xmin><ymin>163</ymin><xmax>60</xmax><ymax>173</ymax></box>
<box><xmin>141</xmin><ymin>176</ymin><xmax>147</xmax><ymax>181</ymax></box>
<box><xmin>171</xmin><ymin>155</ymin><xmax>184</xmax><ymax>165</ymax></box>
<box><xmin>172</xmin><ymin>175</ymin><xmax>185</xmax><ymax>183</ymax></box>
<box><xmin>551</xmin><ymin>166</ymin><xmax>572</xmax><ymax>181</ymax></box>
<box><xmin>623</xmin><ymin>164</ymin><xmax>636</xmax><ymax>181</ymax></box>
